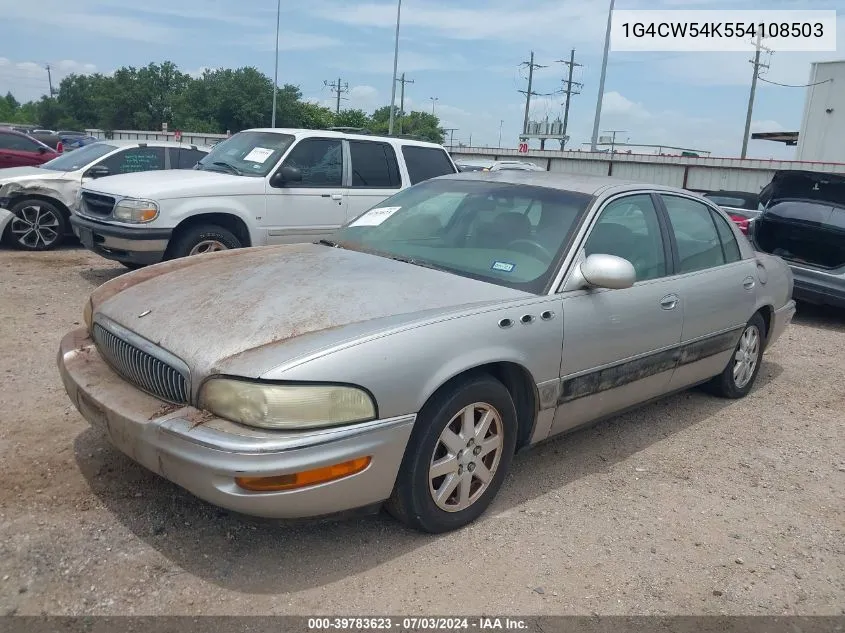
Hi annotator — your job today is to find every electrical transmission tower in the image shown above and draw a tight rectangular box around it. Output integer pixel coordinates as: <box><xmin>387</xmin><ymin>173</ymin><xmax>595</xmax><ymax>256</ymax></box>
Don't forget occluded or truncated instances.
<box><xmin>740</xmin><ymin>33</ymin><xmax>772</xmax><ymax>159</ymax></box>
<box><xmin>518</xmin><ymin>51</ymin><xmax>547</xmax><ymax>136</ymax></box>
<box><xmin>556</xmin><ymin>49</ymin><xmax>582</xmax><ymax>148</ymax></box>
<box><xmin>323</xmin><ymin>77</ymin><xmax>350</xmax><ymax>114</ymax></box>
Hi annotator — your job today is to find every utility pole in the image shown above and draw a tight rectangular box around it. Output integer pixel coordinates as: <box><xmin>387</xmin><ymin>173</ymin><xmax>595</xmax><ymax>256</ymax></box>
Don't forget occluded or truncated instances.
<box><xmin>271</xmin><ymin>0</ymin><xmax>280</xmax><ymax>127</ymax></box>
<box><xmin>396</xmin><ymin>73</ymin><xmax>414</xmax><ymax>133</ymax></box>
<box><xmin>740</xmin><ymin>32</ymin><xmax>772</xmax><ymax>159</ymax></box>
<box><xmin>323</xmin><ymin>77</ymin><xmax>349</xmax><ymax>114</ymax></box>
<box><xmin>388</xmin><ymin>0</ymin><xmax>402</xmax><ymax>135</ymax></box>
<box><xmin>442</xmin><ymin>128</ymin><xmax>458</xmax><ymax>148</ymax></box>
<box><xmin>591</xmin><ymin>0</ymin><xmax>615</xmax><ymax>151</ymax></box>
<box><xmin>498</xmin><ymin>120</ymin><xmax>504</xmax><ymax>147</ymax></box>
<box><xmin>519</xmin><ymin>51</ymin><xmax>546</xmax><ymax>136</ymax></box>
<box><xmin>45</xmin><ymin>64</ymin><xmax>54</xmax><ymax>97</ymax></box>
<box><xmin>557</xmin><ymin>49</ymin><xmax>582</xmax><ymax>148</ymax></box>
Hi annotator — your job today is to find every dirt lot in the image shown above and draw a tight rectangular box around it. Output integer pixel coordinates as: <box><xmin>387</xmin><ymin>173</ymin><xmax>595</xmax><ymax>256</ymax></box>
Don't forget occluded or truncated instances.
<box><xmin>0</xmin><ymin>246</ymin><xmax>843</xmax><ymax>617</ymax></box>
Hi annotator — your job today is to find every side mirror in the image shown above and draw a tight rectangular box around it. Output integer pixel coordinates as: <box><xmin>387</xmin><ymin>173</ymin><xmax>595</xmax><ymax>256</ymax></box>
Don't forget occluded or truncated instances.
<box><xmin>270</xmin><ymin>165</ymin><xmax>302</xmax><ymax>187</ymax></box>
<box><xmin>579</xmin><ymin>253</ymin><xmax>636</xmax><ymax>290</ymax></box>
<box><xmin>38</xmin><ymin>147</ymin><xmax>47</xmax><ymax>154</ymax></box>
<box><xmin>84</xmin><ymin>165</ymin><xmax>110</xmax><ymax>179</ymax></box>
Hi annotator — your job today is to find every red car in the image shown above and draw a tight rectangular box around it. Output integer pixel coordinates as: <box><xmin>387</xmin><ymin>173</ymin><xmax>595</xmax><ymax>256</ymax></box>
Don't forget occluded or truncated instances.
<box><xmin>0</xmin><ymin>129</ymin><xmax>60</xmax><ymax>168</ymax></box>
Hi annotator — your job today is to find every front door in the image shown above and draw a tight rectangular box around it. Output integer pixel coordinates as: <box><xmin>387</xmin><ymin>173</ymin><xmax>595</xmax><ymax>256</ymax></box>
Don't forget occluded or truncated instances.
<box><xmin>656</xmin><ymin>193</ymin><xmax>758</xmax><ymax>391</ymax></box>
<box><xmin>549</xmin><ymin>193</ymin><xmax>684</xmax><ymax>437</ymax></box>
<box><xmin>264</xmin><ymin>137</ymin><xmax>348</xmax><ymax>244</ymax></box>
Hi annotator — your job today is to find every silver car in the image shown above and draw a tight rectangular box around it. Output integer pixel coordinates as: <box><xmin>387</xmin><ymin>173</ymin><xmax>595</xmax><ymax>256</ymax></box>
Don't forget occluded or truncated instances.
<box><xmin>58</xmin><ymin>172</ymin><xmax>796</xmax><ymax>533</ymax></box>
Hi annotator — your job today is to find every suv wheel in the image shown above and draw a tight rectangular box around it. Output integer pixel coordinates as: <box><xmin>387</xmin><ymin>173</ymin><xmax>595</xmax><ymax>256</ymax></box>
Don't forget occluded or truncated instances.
<box><xmin>168</xmin><ymin>224</ymin><xmax>242</xmax><ymax>260</ymax></box>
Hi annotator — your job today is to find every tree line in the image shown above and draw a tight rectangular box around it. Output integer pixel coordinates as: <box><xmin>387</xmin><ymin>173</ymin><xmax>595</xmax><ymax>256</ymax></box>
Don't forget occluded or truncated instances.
<box><xmin>0</xmin><ymin>61</ymin><xmax>445</xmax><ymax>143</ymax></box>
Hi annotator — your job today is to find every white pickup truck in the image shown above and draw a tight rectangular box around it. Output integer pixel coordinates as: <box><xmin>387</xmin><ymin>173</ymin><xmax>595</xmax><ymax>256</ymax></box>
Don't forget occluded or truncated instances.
<box><xmin>69</xmin><ymin>128</ymin><xmax>459</xmax><ymax>267</ymax></box>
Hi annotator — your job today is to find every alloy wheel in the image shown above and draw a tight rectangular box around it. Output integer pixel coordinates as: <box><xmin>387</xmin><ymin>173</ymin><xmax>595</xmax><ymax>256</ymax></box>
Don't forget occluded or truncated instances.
<box><xmin>188</xmin><ymin>239</ymin><xmax>228</xmax><ymax>255</ymax></box>
<box><xmin>10</xmin><ymin>204</ymin><xmax>61</xmax><ymax>249</ymax></box>
<box><xmin>428</xmin><ymin>402</ymin><xmax>504</xmax><ymax>512</ymax></box>
<box><xmin>733</xmin><ymin>324</ymin><xmax>760</xmax><ymax>389</ymax></box>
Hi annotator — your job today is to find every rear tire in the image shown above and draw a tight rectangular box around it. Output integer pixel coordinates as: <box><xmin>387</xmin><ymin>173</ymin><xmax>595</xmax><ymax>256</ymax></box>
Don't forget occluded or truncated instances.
<box><xmin>705</xmin><ymin>312</ymin><xmax>766</xmax><ymax>399</ymax></box>
<box><xmin>385</xmin><ymin>374</ymin><xmax>517</xmax><ymax>533</ymax></box>
<box><xmin>167</xmin><ymin>224</ymin><xmax>241</xmax><ymax>260</ymax></box>
<box><xmin>120</xmin><ymin>262</ymin><xmax>145</xmax><ymax>270</ymax></box>
<box><xmin>6</xmin><ymin>198</ymin><xmax>67</xmax><ymax>251</ymax></box>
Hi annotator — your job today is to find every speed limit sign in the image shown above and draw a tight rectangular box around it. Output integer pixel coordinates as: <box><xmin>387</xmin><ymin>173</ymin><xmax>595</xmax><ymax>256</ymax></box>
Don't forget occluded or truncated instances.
<box><xmin>518</xmin><ymin>141</ymin><xmax>529</xmax><ymax>154</ymax></box>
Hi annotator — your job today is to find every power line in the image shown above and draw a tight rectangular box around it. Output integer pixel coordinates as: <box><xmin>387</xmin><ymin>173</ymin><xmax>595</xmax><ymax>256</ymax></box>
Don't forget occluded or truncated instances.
<box><xmin>518</xmin><ymin>51</ymin><xmax>546</xmax><ymax>136</ymax></box>
<box><xmin>740</xmin><ymin>34</ymin><xmax>772</xmax><ymax>159</ymax></box>
<box><xmin>323</xmin><ymin>77</ymin><xmax>349</xmax><ymax>114</ymax></box>
<box><xmin>759</xmin><ymin>77</ymin><xmax>833</xmax><ymax>88</ymax></box>
<box><xmin>556</xmin><ymin>49</ymin><xmax>582</xmax><ymax>149</ymax></box>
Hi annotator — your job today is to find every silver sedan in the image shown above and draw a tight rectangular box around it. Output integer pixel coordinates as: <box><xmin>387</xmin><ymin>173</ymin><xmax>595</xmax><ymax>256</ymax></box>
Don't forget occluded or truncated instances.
<box><xmin>58</xmin><ymin>172</ymin><xmax>796</xmax><ymax>533</ymax></box>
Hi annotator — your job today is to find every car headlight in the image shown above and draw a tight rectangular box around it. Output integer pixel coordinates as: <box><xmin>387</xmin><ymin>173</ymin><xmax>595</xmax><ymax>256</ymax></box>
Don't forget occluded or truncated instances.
<box><xmin>198</xmin><ymin>378</ymin><xmax>377</xmax><ymax>430</ymax></box>
<box><xmin>73</xmin><ymin>188</ymin><xmax>83</xmax><ymax>212</ymax></box>
<box><xmin>113</xmin><ymin>198</ymin><xmax>159</xmax><ymax>223</ymax></box>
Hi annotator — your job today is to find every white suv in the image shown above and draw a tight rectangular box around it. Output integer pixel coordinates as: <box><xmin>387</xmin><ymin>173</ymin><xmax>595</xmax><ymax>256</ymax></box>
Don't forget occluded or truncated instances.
<box><xmin>70</xmin><ymin>128</ymin><xmax>458</xmax><ymax>267</ymax></box>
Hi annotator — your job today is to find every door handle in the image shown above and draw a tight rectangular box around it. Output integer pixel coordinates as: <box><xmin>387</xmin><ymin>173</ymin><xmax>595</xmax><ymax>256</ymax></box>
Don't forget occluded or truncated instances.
<box><xmin>660</xmin><ymin>294</ymin><xmax>679</xmax><ymax>310</ymax></box>
<box><xmin>330</xmin><ymin>194</ymin><xmax>343</xmax><ymax>201</ymax></box>
<box><xmin>743</xmin><ymin>276</ymin><xmax>755</xmax><ymax>290</ymax></box>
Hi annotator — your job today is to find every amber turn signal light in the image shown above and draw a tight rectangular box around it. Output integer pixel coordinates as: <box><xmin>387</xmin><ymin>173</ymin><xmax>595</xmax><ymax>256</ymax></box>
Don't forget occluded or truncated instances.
<box><xmin>235</xmin><ymin>456</ymin><xmax>372</xmax><ymax>492</ymax></box>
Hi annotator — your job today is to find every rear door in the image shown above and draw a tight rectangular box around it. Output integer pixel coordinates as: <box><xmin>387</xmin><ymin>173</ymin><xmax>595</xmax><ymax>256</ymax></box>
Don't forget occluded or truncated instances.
<box><xmin>345</xmin><ymin>139</ymin><xmax>403</xmax><ymax>222</ymax></box>
<box><xmin>656</xmin><ymin>193</ymin><xmax>757</xmax><ymax>391</ymax></box>
<box><xmin>264</xmin><ymin>137</ymin><xmax>348</xmax><ymax>244</ymax></box>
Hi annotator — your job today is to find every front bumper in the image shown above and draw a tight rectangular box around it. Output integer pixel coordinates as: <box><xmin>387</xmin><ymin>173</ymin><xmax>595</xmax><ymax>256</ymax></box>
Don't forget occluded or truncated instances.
<box><xmin>57</xmin><ymin>328</ymin><xmax>415</xmax><ymax>519</ymax></box>
<box><xmin>69</xmin><ymin>214</ymin><xmax>172</xmax><ymax>266</ymax></box>
<box><xmin>789</xmin><ymin>264</ymin><xmax>845</xmax><ymax>310</ymax></box>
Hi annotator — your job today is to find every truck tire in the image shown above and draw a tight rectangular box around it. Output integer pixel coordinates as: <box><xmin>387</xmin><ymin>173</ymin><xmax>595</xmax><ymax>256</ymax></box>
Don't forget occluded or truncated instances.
<box><xmin>6</xmin><ymin>198</ymin><xmax>67</xmax><ymax>251</ymax></box>
<box><xmin>167</xmin><ymin>224</ymin><xmax>242</xmax><ymax>260</ymax></box>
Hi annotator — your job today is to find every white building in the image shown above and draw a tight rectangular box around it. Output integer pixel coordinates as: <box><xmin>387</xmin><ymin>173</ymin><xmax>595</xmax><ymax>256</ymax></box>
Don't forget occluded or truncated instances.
<box><xmin>795</xmin><ymin>60</ymin><xmax>845</xmax><ymax>162</ymax></box>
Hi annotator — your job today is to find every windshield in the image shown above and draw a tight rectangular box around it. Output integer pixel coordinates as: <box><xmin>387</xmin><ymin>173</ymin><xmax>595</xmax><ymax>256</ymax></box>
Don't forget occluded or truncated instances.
<box><xmin>196</xmin><ymin>131</ymin><xmax>295</xmax><ymax>177</ymax></box>
<box><xmin>39</xmin><ymin>142</ymin><xmax>117</xmax><ymax>171</ymax></box>
<box><xmin>331</xmin><ymin>178</ymin><xmax>593</xmax><ymax>293</ymax></box>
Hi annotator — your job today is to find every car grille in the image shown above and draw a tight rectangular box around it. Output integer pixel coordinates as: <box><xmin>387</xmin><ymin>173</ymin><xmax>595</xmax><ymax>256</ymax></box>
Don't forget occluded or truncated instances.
<box><xmin>92</xmin><ymin>323</ymin><xmax>189</xmax><ymax>405</ymax></box>
<box><xmin>81</xmin><ymin>192</ymin><xmax>116</xmax><ymax>217</ymax></box>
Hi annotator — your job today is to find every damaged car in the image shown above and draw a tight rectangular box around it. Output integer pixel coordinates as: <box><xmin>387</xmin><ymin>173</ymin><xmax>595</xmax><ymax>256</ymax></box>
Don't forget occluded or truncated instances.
<box><xmin>0</xmin><ymin>140</ymin><xmax>210</xmax><ymax>251</ymax></box>
<box><xmin>750</xmin><ymin>169</ymin><xmax>845</xmax><ymax>309</ymax></box>
<box><xmin>58</xmin><ymin>172</ymin><xmax>795</xmax><ymax>533</ymax></box>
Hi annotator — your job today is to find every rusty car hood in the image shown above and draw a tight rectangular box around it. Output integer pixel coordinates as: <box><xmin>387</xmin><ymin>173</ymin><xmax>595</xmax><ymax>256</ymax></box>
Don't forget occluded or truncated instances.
<box><xmin>95</xmin><ymin>243</ymin><xmax>531</xmax><ymax>380</ymax></box>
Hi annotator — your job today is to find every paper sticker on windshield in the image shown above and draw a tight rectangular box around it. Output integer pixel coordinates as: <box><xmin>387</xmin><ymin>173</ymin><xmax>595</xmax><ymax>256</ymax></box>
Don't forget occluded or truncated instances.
<box><xmin>243</xmin><ymin>147</ymin><xmax>274</xmax><ymax>163</ymax></box>
<box><xmin>491</xmin><ymin>261</ymin><xmax>515</xmax><ymax>273</ymax></box>
<box><xmin>349</xmin><ymin>206</ymin><xmax>402</xmax><ymax>227</ymax></box>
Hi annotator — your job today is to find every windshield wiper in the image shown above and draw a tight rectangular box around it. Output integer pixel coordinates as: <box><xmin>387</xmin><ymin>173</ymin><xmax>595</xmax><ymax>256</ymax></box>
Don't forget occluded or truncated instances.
<box><xmin>209</xmin><ymin>161</ymin><xmax>243</xmax><ymax>175</ymax></box>
<box><xmin>386</xmin><ymin>254</ymin><xmax>442</xmax><ymax>271</ymax></box>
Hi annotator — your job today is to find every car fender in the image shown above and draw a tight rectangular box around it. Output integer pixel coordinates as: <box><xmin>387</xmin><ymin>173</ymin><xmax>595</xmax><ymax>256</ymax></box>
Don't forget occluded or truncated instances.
<box><xmin>165</xmin><ymin>196</ymin><xmax>262</xmax><ymax>245</ymax></box>
<box><xmin>0</xmin><ymin>208</ymin><xmax>13</xmax><ymax>237</ymax></box>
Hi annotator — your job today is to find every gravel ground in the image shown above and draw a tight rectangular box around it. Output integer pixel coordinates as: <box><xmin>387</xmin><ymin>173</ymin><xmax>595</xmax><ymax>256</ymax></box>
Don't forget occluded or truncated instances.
<box><xmin>0</xmin><ymin>245</ymin><xmax>843</xmax><ymax>617</ymax></box>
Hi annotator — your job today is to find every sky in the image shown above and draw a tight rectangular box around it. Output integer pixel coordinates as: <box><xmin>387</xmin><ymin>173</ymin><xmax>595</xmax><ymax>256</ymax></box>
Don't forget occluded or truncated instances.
<box><xmin>0</xmin><ymin>0</ymin><xmax>842</xmax><ymax>159</ymax></box>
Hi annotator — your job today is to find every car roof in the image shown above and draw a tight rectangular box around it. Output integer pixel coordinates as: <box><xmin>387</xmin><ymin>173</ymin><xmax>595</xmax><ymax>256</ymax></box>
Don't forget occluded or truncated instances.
<box><xmin>93</xmin><ymin>139</ymin><xmax>213</xmax><ymax>151</ymax></box>
<box><xmin>435</xmin><ymin>170</ymin><xmax>700</xmax><ymax>197</ymax></box>
<box><xmin>244</xmin><ymin>127</ymin><xmax>447</xmax><ymax>148</ymax></box>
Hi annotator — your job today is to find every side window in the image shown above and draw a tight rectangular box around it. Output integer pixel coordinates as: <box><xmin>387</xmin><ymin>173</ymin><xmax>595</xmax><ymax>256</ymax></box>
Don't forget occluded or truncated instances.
<box><xmin>710</xmin><ymin>208</ymin><xmax>742</xmax><ymax>263</ymax></box>
<box><xmin>401</xmin><ymin>146</ymin><xmax>457</xmax><ymax>185</ymax></box>
<box><xmin>661</xmin><ymin>195</ymin><xmax>726</xmax><ymax>273</ymax></box>
<box><xmin>170</xmin><ymin>148</ymin><xmax>208</xmax><ymax>169</ymax></box>
<box><xmin>0</xmin><ymin>133</ymin><xmax>40</xmax><ymax>151</ymax></box>
<box><xmin>348</xmin><ymin>141</ymin><xmax>401</xmax><ymax>188</ymax></box>
<box><xmin>583</xmin><ymin>194</ymin><xmax>667</xmax><ymax>282</ymax></box>
<box><xmin>281</xmin><ymin>138</ymin><xmax>343</xmax><ymax>187</ymax></box>
<box><xmin>98</xmin><ymin>147</ymin><xmax>165</xmax><ymax>175</ymax></box>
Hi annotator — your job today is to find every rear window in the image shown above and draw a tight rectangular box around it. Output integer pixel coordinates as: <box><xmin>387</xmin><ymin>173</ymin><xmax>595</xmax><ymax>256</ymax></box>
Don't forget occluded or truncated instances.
<box><xmin>349</xmin><ymin>140</ymin><xmax>401</xmax><ymax>188</ymax></box>
<box><xmin>401</xmin><ymin>145</ymin><xmax>456</xmax><ymax>185</ymax></box>
<box><xmin>171</xmin><ymin>147</ymin><xmax>208</xmax><ymax>169</ymax></box>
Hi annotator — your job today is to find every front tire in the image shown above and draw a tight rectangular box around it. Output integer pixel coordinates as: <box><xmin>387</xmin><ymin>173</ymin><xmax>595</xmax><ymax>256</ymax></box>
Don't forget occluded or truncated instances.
<box><xmin>6</xmin><ymin>198</ymin><xmax>67</xmax><ymax>251</ymax></box>
<box><xmin>167</xmin><ymin>224</ymin><xmax>241</xmax><ymax>260</ymax></box>
<box><xmin>386</xmin><ymin>374</ymin><xmax>517</xmax><ymax>533</ymax></box>
<box><xmin>706</xmin><ymin>312</ymin><xmax>766</xmax><ymax>399</ymax></box>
